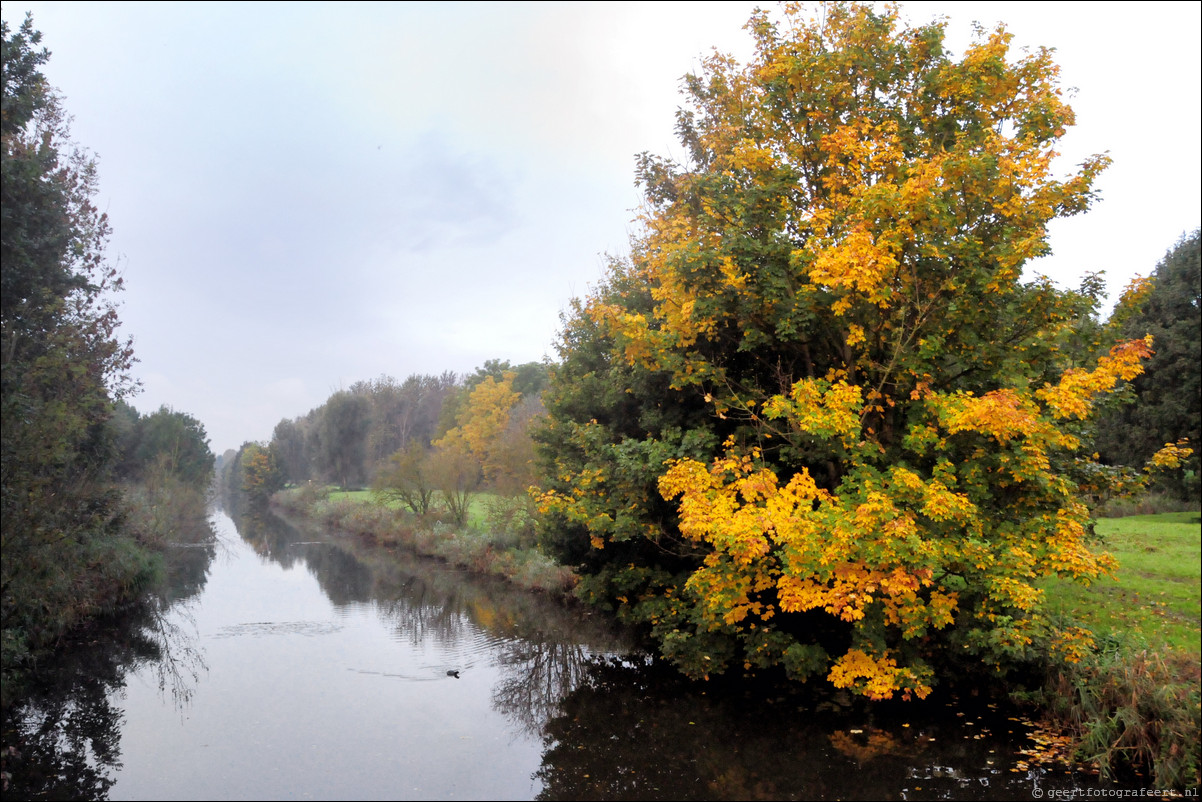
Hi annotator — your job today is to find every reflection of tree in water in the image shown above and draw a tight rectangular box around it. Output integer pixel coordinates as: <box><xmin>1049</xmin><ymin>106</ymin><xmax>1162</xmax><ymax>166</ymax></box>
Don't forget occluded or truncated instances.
<box><xmin>2</xmin><ymin>513</ymin><xmax>216</xmax><ymax>799</ymax></box>
<box><xmin>375</xmin><ymin>574</ymin><xmax>476</xmax><ymax>648</ymax></box>
<box><xmin>144</xmin><ymin>509</ymin><xmax>216</xmax><ymax>709</ymax></box>
<box><xmin>260</xmin><ymin>508</ymin><xmax>633</xmax><ymax>737</ymax></box>
<box><xmin>234</xmin><ymin>508</ymin><xmax>306</xmax><ymax>570</ymax></box>
<box><xmin>490</xmin><ymin>639</ymin><xmax>595</xmax><ymax>737</ymax></box>
<box><xmin>534</xmin><ymin>660</ymin><xmax>1093</xmax><ymax>802</ymax></box>
<box><xmin>236</xmin><ymin>509</ymin><xmax>376</xmax><ymax>605</ymax></box>
<box><xmin>0</xmin><ymin>632</ymin><xmax>139</xmax><ymax>799</ymax></box>
<box><xmin>0</xmin><ymin>600</ymin><xmax>207</xmax><ymax>799</ymax></box>
<box><xmin>140</xmin><ymin>601</ymin><xmax>208</xmax><ymax>711</ymax></box>
<box><xmin>303</xmin><ymin>544</ymin><xmax>374</xmax><ymax>606</ymax></box>
<box><xmin>158</xmin><ymin>509</ymin><xmax>220</xmax><ymax>607</ymax></box>
<box><xmin>366</xmin><ymin>557</ymin><xmax>633</xmax><ymax>736</ymax></box>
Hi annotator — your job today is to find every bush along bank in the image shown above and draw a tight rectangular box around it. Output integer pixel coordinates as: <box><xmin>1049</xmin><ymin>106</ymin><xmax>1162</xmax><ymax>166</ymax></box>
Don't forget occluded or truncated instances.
<box><xmin>1030</xmin><ymin>638</ymin><xmax>1200</xmax><ymax>788</ymax></box>
<box><xmin>270</xmin><ymin>485</ymin><xmax>577</xmax><ymax>597</ymax></box>
<box><xmin>1023</xmin><ymin>512</ymin><xmax>1202</xmax><ymax>788</ymax></box>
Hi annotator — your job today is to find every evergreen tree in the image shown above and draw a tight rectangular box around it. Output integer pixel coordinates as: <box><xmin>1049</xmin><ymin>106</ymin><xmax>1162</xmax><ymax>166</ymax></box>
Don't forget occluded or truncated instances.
<box><xmin>1096</xmin><ymin>230</ymin><xmax>1201</xmax><ymax>499</ymax></box>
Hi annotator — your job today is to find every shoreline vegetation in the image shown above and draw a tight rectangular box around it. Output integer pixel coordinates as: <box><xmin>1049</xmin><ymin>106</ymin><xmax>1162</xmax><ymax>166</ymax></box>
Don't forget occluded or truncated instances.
<box><xmin>273</xmin><ymin>484</ymin><xmax>1201</xmax><ymax>788</ymax></box>
<box><xmin>271</xmin><ymin>485</ymin><xmax>579</xmax><ymax>598</ymax></box>
<box><xmin>1032</xmin><ymin>511</ymin><xmax>1201</xmax><ymax>787</ymax></box>
<box><xmin>0</xmin><ymin>468</ymin><xmax>216</xmax><ymax>710</ymax></box>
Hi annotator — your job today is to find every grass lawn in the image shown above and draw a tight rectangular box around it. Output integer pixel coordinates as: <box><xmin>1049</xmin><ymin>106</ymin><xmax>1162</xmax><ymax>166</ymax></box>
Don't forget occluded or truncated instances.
<box><xmin>326</xmin><ymin>488</ymin><xmax>375</xmax><ymax>504</ymax></box>
<box><xmin>324</xmin><ymin>487</ymin><xmax>498</xmax><ymax>527</ymax></box>
<box><xmin>1041</xmin><ymin>512</ymin><xmax>1202</xmax><ymax>655</ymax></box>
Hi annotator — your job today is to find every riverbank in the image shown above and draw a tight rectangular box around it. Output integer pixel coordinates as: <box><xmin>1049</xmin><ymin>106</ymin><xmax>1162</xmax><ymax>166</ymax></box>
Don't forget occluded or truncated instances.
<box><xmin>1</xmin><ymin>475</ymin><xmax>214</xmax><ymax>711</ymax></box>
<box><xmin>1032</xmin><ymin>511</ymin><xmax>1201</xmax><ymax>788</ymax></box>
<box><xmin>271</xmin><ymin>486</ymin><xmax>577</xmax><ymax>597</ymax></box>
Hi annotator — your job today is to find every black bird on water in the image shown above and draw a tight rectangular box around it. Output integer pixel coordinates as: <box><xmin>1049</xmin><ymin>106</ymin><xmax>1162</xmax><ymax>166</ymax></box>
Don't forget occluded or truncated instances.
<box><xmin>447</xmin><ymin>670</ymin><xmax>460</xmax><ymax>678</ymax></box>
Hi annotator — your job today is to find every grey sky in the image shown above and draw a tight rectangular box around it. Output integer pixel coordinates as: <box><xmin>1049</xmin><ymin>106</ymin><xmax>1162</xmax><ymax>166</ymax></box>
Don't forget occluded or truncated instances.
<box><xmin>10</xmin><ymin>1</ymin><xmax>1200</xmax><ymax>454</ymax></box>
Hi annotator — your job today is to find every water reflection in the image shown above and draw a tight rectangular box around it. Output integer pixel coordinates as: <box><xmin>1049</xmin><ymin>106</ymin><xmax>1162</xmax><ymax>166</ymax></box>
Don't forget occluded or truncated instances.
<box><xmin>1</xmin><ymin>620</ymin><xmax>150</xmax><ymax>799</ymax></box>
<box><xmin>534</xmin><ymin>658</ymin><xmax>1092</xmax><ymax>801</ymax></box>
<box><xmin>257</xmin><ymin>509</ymin><xmax>632</xmax><ymax>736</ymax></box>
<box><xmin>1</xmin><ymin>512</ymin><xmax>216</xmax><ymax>800</ymax></box>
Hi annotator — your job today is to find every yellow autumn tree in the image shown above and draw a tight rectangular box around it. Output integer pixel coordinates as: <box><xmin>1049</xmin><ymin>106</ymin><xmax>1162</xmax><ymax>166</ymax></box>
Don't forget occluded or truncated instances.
<box><xmin>435</xmin><ymin>372</ymin><xmax>521</xmax><ymax>486</ymax></box>
<box><xmin>538</xmin><ymin>2</ymin><xmax>1190</xmax><ymax>700</ymax></box>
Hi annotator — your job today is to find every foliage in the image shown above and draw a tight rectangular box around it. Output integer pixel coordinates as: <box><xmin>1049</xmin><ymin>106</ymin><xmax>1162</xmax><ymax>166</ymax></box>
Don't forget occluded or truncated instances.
<box><xmin>535</xmin><ymin>255</ymin><xmax>718</xmax><ymax>569</ymax></box>
<box><xmin>537</xmin><ymin>3</ymin><xmax>1187</xmax><ymax>700</ymax></box>
<box><xmin>466</xmin><ymin>358</ymin><xmax>549</xmax><ymax>397</ymax></box>
<box><xmin>371</xmin><ymin>442</ymin><xmax>437</xmax><ymax>515</ymax></box>
<box><xmin>1</xmin><ymin>14</ymin><xmax>152</xmax><ymax>692</ymax></box>
<box><xmin>109</xmin><ymin>402</ymin><xmax>214</xmax><ymax>487</ymax></box>
<box><xmin>437</xmin><ymin>360</ymin><xmax>546</xmax><ymax>441</ymax></box>
<box><xmin>1094</xmin><ymin>230</ymin><xmax>1201</xmax><ymax>500</ymax></box>
<box><xmin>427</xmin><ymin>442</ymin><xmax>480</xmax><ymax>526</ymax></box>
<box><xmin>239</xmin><ymin>442</ymin><xmax>285</xmax><ymax>506</ymax></box>
<box><xmin>270</xmin><ymin>417</ymin><xmax>309</xmax><ymax>485</ymax></box>
<box><xmin>108</xmin><ymin>402</ymin><xmax>215</xmax><ymax>550</ymax></box>
<box><xmin>356</xmin><ymin>372</ymin><xmax>458</xmax><ymax>467</ymax></box>
<box><xmin>482</xmin><ymin>493</ymin><xmax>539</xmax><ymax>550</ymax></box>
<box><xmin>491</xmin><ymin>394</ymin><xmax>546</xmax><ymax>496</ymax></box>
<box><xmin>436</xmin><ymin>372</ymin><xmax>520</xmax><ymax>484</ymax></box>
<box><xmin>315</xmin><ymin>390</ymin><xmax>370</xmax><ymax>489</ymax></box>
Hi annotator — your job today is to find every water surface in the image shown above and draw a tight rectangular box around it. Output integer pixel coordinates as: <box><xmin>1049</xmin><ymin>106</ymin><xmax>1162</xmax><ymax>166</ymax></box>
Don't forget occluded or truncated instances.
<box><xmin>4</xmin><ymin>507</ymin><xmax>1114</xmax><ymax>800</ymax></box>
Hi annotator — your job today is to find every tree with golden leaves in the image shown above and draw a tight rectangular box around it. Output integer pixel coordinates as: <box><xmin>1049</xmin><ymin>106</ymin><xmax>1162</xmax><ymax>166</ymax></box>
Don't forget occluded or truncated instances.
<box><xmin>436</xmin><ymin>372</ymin><xmax>521</xmax><ymax>485</ymax></box>
<box><xmin>538</xmin><ymin>2</ymin><xmax>1189</xmax><ymax>699</ymax></box>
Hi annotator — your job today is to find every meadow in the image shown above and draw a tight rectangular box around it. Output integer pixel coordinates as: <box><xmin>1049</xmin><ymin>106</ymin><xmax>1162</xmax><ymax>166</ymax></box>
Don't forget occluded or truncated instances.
<box><xmin>1042</xmin><ymin>512</ymin><xmax>1201</xmax><ymax>655</ymax></box>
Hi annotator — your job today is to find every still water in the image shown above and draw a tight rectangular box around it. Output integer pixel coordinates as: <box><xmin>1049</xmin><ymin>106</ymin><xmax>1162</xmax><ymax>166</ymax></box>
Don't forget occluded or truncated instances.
<box><xmin>108</xmin><ymin>508</ymin><xmax>626</xmax><ymax>800</ymax></box>
<box><xmin>5</xmin><ymin>507</ymin><xmax>1108</xmax><ymax>800</ymax></box>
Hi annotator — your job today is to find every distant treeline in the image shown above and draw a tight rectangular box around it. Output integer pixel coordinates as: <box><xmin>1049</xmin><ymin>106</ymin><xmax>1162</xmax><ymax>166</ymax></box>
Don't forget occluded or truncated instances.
<box><xmin>220</xmin><ymin>360</ymin><xmax>549</xmax><ymax>519</ymax></box>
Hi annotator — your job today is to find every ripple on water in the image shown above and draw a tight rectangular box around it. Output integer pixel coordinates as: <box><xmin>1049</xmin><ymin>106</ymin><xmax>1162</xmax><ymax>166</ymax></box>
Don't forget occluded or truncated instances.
<box><xmin>347</xmin><ymin>663</ymin><xmax>475</xmax><ymax>682</ymax></box>
<box><xmin>211</xmin><ymin>620</ymin><xmax>344</xmax><ymax>638</ymax></box>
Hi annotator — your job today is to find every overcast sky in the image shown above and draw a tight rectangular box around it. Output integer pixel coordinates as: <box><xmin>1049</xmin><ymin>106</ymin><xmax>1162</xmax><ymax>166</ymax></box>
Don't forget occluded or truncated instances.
<box><xmin>10</xmin><ymin>1</ymin><xmax>1200</xmax><ymax>454</ymax></box>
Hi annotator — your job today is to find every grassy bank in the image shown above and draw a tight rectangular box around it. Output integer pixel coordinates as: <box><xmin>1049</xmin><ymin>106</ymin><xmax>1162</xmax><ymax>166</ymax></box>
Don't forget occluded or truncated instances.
<box><xmin>272</xmin><ymin>486</ymin><xmax>576</xmax><ymax>596</ymax></box>
<box><xmin>1035</xmin><ymin>511</ymin><xmax>1201</xmax><ymax>787</ymax></box>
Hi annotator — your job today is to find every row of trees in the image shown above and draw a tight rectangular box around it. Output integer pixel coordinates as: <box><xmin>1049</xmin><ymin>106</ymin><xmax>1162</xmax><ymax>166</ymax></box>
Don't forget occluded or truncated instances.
<box><xmin>270</xmin><ymin>372</ymin><xmax>460</xmax><ymax>490</ymax></box>
<box><xmin>2</xmin><ymin>15</ymin><xmax>214</xmax><ymax>700</ymax></box>
<box><xmin>533</xmin><ymin>3</ymin><xmax>1196</xmax><ymax>700</ymax></box>
<box><xmin>222</xmin><ymin>360</ymin><xmax>548</xmax><ymax>523</ymax></box>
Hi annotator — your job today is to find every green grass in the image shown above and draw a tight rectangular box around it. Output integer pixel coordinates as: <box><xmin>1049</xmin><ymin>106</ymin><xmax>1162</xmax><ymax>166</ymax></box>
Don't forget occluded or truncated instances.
<box><xmin>324</xmin><ymin>487</ymin><xmax>497</xmax><ymax>524</ymax></box>
<box><xmin>1041</xmin><ymin>512</ymin><xmax>1202</xmax><ymax>655</ymax></box>
<box><xmin>327</xmin><ymin>488</ymin><xmax>373</xmax><ymax>505</ymax></box>
<box><xmin>276</xmin><ymin>486</ymin><xmax>573</xmax><ymax>595</ymax></box>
